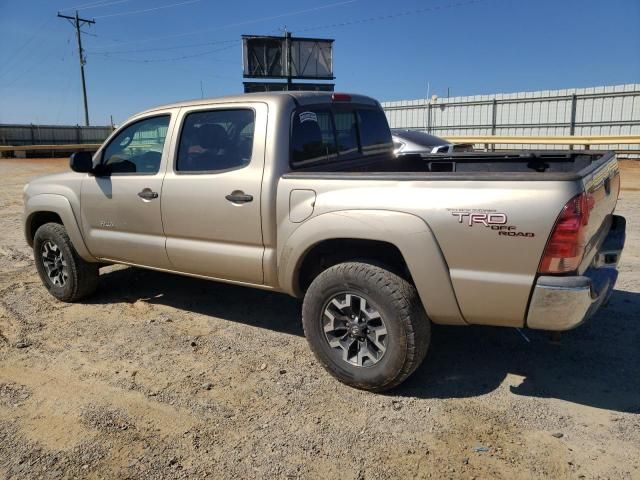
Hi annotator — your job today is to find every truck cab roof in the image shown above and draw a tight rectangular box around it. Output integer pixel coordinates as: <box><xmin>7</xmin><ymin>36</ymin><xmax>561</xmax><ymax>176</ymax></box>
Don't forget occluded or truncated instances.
<box><xmin>139</xmin><ymin>91</ymin><xmax>380</xmax><ymax>116</ymax></box>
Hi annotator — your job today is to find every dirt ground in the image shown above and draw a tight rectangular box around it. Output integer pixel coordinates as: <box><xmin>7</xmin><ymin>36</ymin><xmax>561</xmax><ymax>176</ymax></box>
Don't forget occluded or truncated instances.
<box><xmin>0</xmin><ymin>157</ymin><xmax>638</xmax><ymax>480</ymax></box>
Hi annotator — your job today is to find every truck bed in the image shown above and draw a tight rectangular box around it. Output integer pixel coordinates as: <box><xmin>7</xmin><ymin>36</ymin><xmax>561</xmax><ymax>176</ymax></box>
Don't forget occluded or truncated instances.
<box><xmin>279</xmin><ymin>147</ymin><xmax>620</xmax><ymax>328</ymax></box>
<box><xmin>285</xmin><ymin>150</ymin><xmax>615</xmax><ymax>181</ymax></box>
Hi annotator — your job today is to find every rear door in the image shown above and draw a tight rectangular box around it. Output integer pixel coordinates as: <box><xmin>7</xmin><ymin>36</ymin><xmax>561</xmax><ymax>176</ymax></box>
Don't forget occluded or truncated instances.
<box><xmin>161</xmin><ymin>103</ymin><xmax>267</xmax><ymax>284</ymax></box>
<box><xmin>80</xmin><ymin>112</ymin><xmax>175</xmax><ymax>268</ymax></box>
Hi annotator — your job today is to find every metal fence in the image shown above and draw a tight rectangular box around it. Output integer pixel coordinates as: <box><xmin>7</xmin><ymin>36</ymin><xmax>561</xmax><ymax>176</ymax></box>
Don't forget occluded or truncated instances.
<box><xmin>0</xmin><ymin>124</ymin><xmax>113</xmax><ymax>146</ymax></box>
<box><xmin>381</xmin><ymin>84</ymin><xmax>640</xmax><ymax>156</ymax></box>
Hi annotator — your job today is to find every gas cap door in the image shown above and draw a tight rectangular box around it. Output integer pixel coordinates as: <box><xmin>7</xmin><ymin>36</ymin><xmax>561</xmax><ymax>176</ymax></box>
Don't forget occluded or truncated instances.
<box><xmin>289</xmin><ymin>189</ymin><xmax>316</xmax><ymax>223</ymax></box>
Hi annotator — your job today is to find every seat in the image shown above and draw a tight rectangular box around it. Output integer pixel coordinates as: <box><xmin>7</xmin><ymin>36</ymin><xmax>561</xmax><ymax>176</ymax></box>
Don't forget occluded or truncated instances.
<box><xmin>198</xmin><ymin>124</ymin><xmax>230</xmax><ymax>151</ymax></box>
<box><xmin>190</xmin><ymin>124</ymin><xmax>231</xmax><ymax>170</ymax></box>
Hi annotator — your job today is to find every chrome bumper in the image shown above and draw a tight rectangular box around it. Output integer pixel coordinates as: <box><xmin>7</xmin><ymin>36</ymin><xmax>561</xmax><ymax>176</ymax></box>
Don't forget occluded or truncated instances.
<box><xmin>526</xmin><ymin>215</ymin><xmax>626</xmax><ymax>331</ymax></box>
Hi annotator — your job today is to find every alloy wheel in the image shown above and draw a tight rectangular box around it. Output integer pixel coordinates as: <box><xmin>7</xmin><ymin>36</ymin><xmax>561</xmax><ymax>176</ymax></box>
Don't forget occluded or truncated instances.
<box><xmin>41</xmin><ymin>240</ymin><xmax>68</xmax><ymax>287</ymax></box>
<box><xmin>322</xmin><ymin>293</ymin><xmax>388</xmax><ymax>367</ymax></box>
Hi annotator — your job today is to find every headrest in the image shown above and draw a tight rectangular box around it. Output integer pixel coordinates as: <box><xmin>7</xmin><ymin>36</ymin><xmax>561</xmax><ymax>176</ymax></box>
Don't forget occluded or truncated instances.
<box><xmin>197</xmin><ymin>124</ymin><xmax>229</xmax><ymax>150</ymax></box>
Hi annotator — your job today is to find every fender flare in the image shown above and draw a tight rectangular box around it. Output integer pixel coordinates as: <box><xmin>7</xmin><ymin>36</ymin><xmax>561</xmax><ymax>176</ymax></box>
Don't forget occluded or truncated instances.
<box><xmin>24</xmin><ymin>193</ymin><xmax>96</xmax><ymax>262</ymax></box>
<box><xmin>278</xmin><ymin>209</ymin><xmax>466</xmax><ymax>325</ymax></box>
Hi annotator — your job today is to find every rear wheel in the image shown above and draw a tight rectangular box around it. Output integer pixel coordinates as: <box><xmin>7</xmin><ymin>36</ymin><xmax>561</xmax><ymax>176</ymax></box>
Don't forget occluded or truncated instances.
<box><xmin>302</xmin><ymin>261</ymin><xmax>430</xmax><ymax>391</ymax></box>
<box><xmin>33</xmin><ymin>222</ymin><xmax>99</xmax><ymax>302</ymax></box>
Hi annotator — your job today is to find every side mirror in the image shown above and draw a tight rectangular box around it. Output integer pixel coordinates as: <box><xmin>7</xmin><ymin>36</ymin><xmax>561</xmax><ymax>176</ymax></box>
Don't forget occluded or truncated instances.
<box><xmin>69</xmin><ymin>151</ymin><xmax>94</xmax><ymax>173</ymax></box>
<box><xmin>92</xmin><ymin>162</ymin><xmax>113</xmax><ymax>177</ymax></box>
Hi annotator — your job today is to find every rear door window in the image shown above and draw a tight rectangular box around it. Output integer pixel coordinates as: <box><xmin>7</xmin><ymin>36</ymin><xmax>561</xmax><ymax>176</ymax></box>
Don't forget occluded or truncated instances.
<box><xmin>176</xmin><ymin>109</ymin><xmax>255</xmax><ymax>173</ymax></box>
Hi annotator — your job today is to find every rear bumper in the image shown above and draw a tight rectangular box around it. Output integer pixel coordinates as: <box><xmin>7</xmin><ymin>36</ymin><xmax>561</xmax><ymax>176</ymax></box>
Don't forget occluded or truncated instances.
<box><xmin>526</xmin><ymin>215</ymin><xmax>626</xmax><ymax>331</ymax></box>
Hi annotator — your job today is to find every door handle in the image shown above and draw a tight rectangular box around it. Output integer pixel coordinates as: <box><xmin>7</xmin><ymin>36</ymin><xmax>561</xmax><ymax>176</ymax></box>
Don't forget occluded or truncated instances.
<box><xmin>138</xmin><ymin>189</ymin><xmax>159</xmax><ymax>200</ymax></box>
<box><xmin>225</xmin><ymin>191</ymin><xmax>253</xmax><ymax>204</ymax></box>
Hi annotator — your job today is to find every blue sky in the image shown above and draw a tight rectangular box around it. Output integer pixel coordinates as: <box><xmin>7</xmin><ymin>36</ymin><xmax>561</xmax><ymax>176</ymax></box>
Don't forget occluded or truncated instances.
<box><xmin>1</xmin><ymin>0</ymin><xmax>639</xmax><ymax>125</ymax></box>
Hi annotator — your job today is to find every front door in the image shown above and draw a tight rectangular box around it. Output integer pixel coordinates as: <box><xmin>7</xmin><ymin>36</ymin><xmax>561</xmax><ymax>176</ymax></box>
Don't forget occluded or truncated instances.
<box><xmin>80</xmin><ymin>113</ymin><xmax>174</xmax><ymax>268</ymax></box>
<box><xmin>161</xmin><ymin>103</ymin><xmax>266</xmax><ymax>284</ymax></box>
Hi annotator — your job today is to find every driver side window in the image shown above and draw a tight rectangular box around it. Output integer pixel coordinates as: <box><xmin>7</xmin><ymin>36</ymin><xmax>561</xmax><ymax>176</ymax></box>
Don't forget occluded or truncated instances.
<box><xmin>102</xmin><ymin>115</ymin><xmax>170</xmax><ymax>174</ymax></box>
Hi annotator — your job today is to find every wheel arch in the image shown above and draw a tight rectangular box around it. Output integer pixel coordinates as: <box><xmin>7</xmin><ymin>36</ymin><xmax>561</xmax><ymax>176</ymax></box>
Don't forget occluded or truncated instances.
<box><xmin>278</xmin><ymin>209</ymin><xmax>466</xmax><ymax>326</ymax></box>
<box><xmin>296</xmin><ymin>238</ymin><xmax>410</xmax><ymax>293</ymax></box>
<box><xmin>26</xmin><ymin>211</ymin><xmax>63</xmax><ymax>246</ymax></box>
<box><xmin>24</xmin><ymin>194</ymin><xmax>96</xmax><ymax>261</ymax></box>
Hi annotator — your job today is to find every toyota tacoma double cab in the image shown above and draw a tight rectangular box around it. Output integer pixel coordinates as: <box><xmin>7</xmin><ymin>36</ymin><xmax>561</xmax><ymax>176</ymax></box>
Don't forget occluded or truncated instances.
<box><xmin>23</xmin><ymin>92</ymin><xmax>626</xmax><ymax>391</ymax></box>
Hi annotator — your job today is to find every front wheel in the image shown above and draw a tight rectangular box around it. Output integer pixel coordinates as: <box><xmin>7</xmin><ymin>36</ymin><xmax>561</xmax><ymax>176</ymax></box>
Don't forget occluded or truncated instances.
<box><xmin>33</xmin><ymin>222</ymin><xmax>99</xmax><ymax>302</ymax></box>
<box><xmin>302</xmin><ymin>262</ymin><xmax>430</xmax><ymax>392</ymax></box>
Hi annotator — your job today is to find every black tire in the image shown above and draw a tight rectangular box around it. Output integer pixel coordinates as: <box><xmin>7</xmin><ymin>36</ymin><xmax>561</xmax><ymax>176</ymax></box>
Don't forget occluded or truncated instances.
<box><xmin>33</xmin><ymin>222</ymin><xmax>99</xmax><ymax>302</ymax></box>
<box><xmin>302</xmin><ymin>261</ymin><xmax>430</xmax><ymax>392</ymax></box>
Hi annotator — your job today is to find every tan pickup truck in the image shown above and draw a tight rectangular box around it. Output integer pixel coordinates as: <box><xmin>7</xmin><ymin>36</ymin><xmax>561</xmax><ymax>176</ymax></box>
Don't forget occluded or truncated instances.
<box><xmin>23</xmin><ymin>92</ymin><xmax>626</xmax><ymax>391</ymax></box>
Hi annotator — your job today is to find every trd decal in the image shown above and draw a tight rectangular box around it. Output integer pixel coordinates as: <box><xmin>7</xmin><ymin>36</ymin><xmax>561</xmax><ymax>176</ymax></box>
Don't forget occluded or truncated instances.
<box><xmin>451</xmin><ymin>212</ymin><xmax>507</xmax><ymax>226</ymax></box>
<box><xmin>492</xmin><ymin>225</ymin><xmax>535</xmax><ymax>237</ymax></box>
<box><xmin>447</xmin><ymin>208</ymin><xmax>535</xmax><ymax>238</ymax></box>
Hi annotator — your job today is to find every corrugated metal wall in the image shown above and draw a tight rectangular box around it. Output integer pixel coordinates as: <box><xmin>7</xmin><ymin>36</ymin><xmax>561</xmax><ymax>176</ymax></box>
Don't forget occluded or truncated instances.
<box><xmin>382</xmin><ymin>84</ymin><xmax>640</xmax><ymax>155</ymax></box>
<box><xmin>0</xmin><ymin>124</ymin><xmax>113</xmax><ymax>146</ymax></box>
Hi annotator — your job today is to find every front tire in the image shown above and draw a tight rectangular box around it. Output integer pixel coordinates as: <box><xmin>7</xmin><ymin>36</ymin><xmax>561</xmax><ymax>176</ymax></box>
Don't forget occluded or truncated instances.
<box><xmin>302</xmin><ymin>262</ymin><xmax>430</xmax><ymax>392</ymax></box>
<box><xmin>33</xmin><ymin>222</ymin><xmax>99</xmax><ymax>302</ymax></box>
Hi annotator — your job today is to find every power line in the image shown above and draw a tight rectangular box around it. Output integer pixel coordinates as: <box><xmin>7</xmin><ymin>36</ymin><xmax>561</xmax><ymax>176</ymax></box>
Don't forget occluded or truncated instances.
<box><xmin>84</xmin><ymin>0</ymin><xmax>486</xmax><ymax>69</ymax></box>
<box><xmin>0</xmin><ymin>18</ymin><xmax>53</xmax><ymax>80</ymax></box>
<box><xmin>68</xmin><ymin>0</ymin><xmax>487</xmax><ymax>73</ymax></box>
<box><xmin>57</xmin><ymin>11</ymin><xmax>96</xmax><ymax>126</ymax></box>
<box><xmin>55</xmin><ymin>38</ymin><xmax>78</xmax><ymax>124</ymax></box>
<box><xmin>88</xmin><ymin>0</ymin><xmax>359</xmax><ymax>48</ymax></box>
<box><xmin>91</xmin><ymin>43</ymin><xmax>238</xmax><ymax>63</ymax></box>
<box><xmin>86</xmin><ymin>38</ymin><xmax>239</xmax><ymax>55</ymax></box>
<box><xmin>76</xmin><ymin>30</ymin><xmax>128</xmax><ymax>44</ymax></box>
<box><xmin>60</xmin><ymin>0</ymin><xmax>133</xmax><ymax>12</ymax></box>
<box><xmin>195</xmin><ymin>0</ymin><xmax>359</xmax><ymax>33</ymax></box>
<box><xmin>84</xmin><ymin>0</ymin><xmax>479</xmax><ymax>58</ymax></box>
<box><xmin>0</xmin><ymin>35</ymin><xmax>70</xmax><ymax>89</ymax></box>
<box><xmin>94</xmin><ymin>0</ymin><xmax>201</xmax><ymax>19</ymax></box>
<box><xmin>295</xmin><ymin>0</ymin><xmax>486</xmax><ymax>34</ymax></box>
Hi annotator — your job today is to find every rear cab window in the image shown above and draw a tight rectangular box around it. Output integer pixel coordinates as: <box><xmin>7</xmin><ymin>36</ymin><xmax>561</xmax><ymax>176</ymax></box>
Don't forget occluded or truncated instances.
<box><xmin>357</xmin><ymin>109</ymin><xmax>392</xmax><ymax>155</ymax></box>
<box><xmin>290</xmin><ymin>104</ymin><xmax>392</xmax><ymax>168</ymax></box>
<box><xmin>291</xmin><ymin>109</ymin><xmax>337</xmax><ymax>167</ymax></box>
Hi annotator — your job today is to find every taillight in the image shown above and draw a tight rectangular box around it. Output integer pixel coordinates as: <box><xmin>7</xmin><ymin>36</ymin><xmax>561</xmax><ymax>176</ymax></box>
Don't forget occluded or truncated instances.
<box><xmin>538</xmin><ymin>192</ymin><xmax>595</xmax><ymax>274</ymax></box>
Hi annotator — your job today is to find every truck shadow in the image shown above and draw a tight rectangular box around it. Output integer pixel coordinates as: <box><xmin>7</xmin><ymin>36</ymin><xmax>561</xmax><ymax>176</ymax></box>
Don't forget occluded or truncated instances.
<box><xmin>90</xmin><ymin>267</ymin><xmax>638</xmax><ymax>413</ymax></box>
<box><xmin>399</xmin><ymin>289</ymin><xmax>640</xmax><ymax>414</ymax></box>
<box><xmin>89</xmin><ymin>266</ymin><xmax>303</xmax><ymax>337</ymax></box>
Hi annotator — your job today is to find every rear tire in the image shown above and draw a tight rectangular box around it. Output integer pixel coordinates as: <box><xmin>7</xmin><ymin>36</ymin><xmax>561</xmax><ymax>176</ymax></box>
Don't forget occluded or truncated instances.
<box><xmin>302</xmin><ymin>261</ymin><xmax>430</xmax><ymax>392</ymax></box>
<box><xmin>33</xmin><ymin>222</ymin><xmax>99</xmax><ymax>302</ymax></box>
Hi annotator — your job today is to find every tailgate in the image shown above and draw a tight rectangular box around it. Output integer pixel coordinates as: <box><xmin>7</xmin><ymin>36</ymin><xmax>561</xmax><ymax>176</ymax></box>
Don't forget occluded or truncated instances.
<box><xmin>578</xmin><ymin>154</ymin><xmax>621</xmax><ymax>273</ymax></box>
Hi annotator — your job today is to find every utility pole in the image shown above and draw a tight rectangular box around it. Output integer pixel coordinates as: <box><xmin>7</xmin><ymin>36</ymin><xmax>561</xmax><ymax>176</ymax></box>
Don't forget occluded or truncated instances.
<box><xmin>57</xmin><ymin>11</ymin><xmax>95</xmax><ymax>126</ymax></box>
